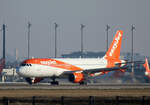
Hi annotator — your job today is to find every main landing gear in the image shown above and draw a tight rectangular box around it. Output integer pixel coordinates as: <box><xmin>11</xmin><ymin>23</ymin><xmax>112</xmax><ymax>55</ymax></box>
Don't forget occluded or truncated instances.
<box><xmin>51</xmin><ymin>77</ymin><xmax>59</xmax><ymax>85</ymax></box>
<box><xmin>79</xmin><ymin>81</ymin><xmax>88</xmax><ymax>85</ymax></box>
<box><xmin>79</xmin><ymin>73</ymin><xmax>90</xmax><ymax>85</ymax></box>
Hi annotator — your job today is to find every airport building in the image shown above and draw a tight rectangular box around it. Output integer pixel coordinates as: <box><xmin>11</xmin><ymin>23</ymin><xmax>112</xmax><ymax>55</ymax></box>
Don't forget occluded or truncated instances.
<box><xmin>0</xmin><ymin>68</ymin><xmax>22</xmax><ymax>82</ymax></box>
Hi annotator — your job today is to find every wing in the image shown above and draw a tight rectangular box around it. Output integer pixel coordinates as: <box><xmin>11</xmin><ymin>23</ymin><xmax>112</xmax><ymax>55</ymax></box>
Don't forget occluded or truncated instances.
<box><xmin>62</xmin><ymin>65</ymin><xmax>128</xmax><ymax>75</ymax></box>
<box><xmin>83</xmin><ymin>66</ymin><xmax>128</xmax><ymax>74</ymax></box>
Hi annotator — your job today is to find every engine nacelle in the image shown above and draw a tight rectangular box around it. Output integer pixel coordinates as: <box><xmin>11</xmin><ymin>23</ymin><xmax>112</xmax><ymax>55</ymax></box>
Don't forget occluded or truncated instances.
<box><xmin>25</xmin><ymin>77</ymin><xmax>43</xmax><ymax>85</ymax></box>
<box><xmin>68</xmin><ymin>72</ymin><xmax>84</xmax><ymax>83</ymax></box>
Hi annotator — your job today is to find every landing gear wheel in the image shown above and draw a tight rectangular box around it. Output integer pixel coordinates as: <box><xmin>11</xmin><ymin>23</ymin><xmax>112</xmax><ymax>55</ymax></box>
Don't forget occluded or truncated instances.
<box><xmin>79</xmin><ymin>81</ymin><xmax>87</xmax><ymax>85</ymax></box>
<box><xmin>51</xmin><ymin>77</ymin><xmax>59</xmax><ymax>85</ymax></box>
<box><xmin>51</xmin><ymin>81</ymin><xmax>59</xmax><ymax>85</ymax></box>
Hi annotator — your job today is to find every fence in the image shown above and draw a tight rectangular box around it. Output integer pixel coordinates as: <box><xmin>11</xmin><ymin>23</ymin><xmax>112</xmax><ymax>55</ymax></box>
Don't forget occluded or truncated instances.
<box><xmin>1</xmin><ymin>96</ymin><xmax>150</xmax><ymax>105</ymax></box>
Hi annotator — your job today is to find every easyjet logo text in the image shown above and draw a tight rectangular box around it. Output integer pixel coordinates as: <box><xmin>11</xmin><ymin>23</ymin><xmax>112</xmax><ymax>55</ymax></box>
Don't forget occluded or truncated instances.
<box><xmin>109</xmin><ymin>32</ymin><xmax>122</xmax><ymax>56</ymax></box>
<box><xmin>40</xmin><ymin>60</ymin><xmax>57</xmax><ymax>65</ymax></box>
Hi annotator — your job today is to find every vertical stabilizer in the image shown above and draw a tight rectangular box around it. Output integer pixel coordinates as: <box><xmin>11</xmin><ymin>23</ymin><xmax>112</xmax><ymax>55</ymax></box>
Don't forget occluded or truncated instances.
<box><xmin>105</xmin><ymin>30</ymin><xmax>123</xmax><ymax>59</ymax></box>
<box><xmin>143</xmin><ymin>58</ymin><xmax>150</xmax><ymax>76</ymax></box>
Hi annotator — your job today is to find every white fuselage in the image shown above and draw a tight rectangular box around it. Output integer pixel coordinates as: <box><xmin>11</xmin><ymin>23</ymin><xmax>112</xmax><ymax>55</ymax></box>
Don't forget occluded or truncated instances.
<box><xmin>17</xmin><ymin>58</ymin><xmax>108</xmax><ymax>78</ymax></box>
<box><xmin>17</xmin><ymin>30</ymin><xmax>125</xmax><ymax>79</ymax></box>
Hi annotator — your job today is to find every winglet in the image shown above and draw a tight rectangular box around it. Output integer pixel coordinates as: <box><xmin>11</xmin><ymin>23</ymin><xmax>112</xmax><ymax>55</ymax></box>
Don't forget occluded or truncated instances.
<box><xmin>143</xmin><ymin>58</ymin><xmax>150</xmax><ymax>76</ymax></box>
<box><xmin>105</xmin><ymin>30</ymin><xmax>123</xmax><ymax>59</ymax></box>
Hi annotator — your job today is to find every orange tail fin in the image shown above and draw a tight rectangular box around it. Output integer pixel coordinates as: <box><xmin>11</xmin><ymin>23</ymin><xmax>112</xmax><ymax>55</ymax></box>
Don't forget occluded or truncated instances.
<box><xmin>105</xmin><ymin>30</ymin><xmax>123</xmax><ymax>59</ymax></box>
<box><xmin>143</xmin><ymin>58</ymin><xmax>150</xmax><ymax>76</ymax></box>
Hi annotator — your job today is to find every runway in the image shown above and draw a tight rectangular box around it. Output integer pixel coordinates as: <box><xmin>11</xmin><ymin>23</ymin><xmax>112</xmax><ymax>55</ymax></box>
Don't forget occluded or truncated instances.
<box><xmin>0</xmin><ymin>82</ymin><xmax>150</xmax><ymax>90</ymax></box>
<box><xmin>0</xmin><ymin>82</ymin><xmax>150</xmax><ymax>97</ymax></box>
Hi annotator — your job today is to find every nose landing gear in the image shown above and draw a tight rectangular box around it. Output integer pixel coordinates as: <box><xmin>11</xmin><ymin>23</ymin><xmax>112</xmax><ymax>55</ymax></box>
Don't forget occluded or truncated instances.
<box><xmin>51</xmin><ymin>76</ymin><xmax>59</xmax><ymax>85</ymax></box>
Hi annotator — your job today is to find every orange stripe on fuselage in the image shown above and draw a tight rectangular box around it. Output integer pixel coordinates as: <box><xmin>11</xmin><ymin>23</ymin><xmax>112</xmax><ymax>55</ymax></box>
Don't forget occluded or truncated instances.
<box><xmin>22</xmin><ymin>58</ymin><xmax>83</xmax><ymax>71</ymax></box>
<box><xmin>101</xmin><ymin>58</ymin><xmax>122</xmax><ymax>74</ymax></box>
<box><xmin>106</xmin><ymin>58</ymin><xmax>121</xmax><ymax>68</ymax></box>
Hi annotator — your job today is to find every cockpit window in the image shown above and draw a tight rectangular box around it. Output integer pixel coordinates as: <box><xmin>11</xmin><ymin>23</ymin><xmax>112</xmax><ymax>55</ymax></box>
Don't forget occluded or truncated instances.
<box><xmin>21</xmin><ymin>64</ymin><xmax>32</xmax><ymax>66</ymax></box>
<box><xmin>21</xmin><ymin>64</ymin><xmax>26</xmax><ymax>66</ymax></box>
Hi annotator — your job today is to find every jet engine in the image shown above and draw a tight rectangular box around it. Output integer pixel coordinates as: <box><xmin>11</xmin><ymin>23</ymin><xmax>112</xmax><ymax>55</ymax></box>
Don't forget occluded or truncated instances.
<box><xmin>68</xmin><ymin>72</ymin><xmax>84</xmax><ymax>83</ymax></box>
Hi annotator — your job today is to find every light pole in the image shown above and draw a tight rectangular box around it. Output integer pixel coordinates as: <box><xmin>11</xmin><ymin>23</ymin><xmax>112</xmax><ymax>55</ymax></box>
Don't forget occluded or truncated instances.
<box><xmin>81</xmin><ymin>24</ymin><xmax>85</xmax><ymax>58</ymax></box>
<box><xmin>27</xmin><ymin>22</ymin><xmax>31</xmax><ymax>59</ymax></box>
<box><xmin>131</xmin><ymin>25</ymin><xmax>135</xmax><ymax>78</ymax></box>
<box><xmin>2</xmin><ymin>24</ymin><xmax>6</xmax><ymax>68</ymax></box>
<box><xmin>54</xmin><ymin>23</ymin><xmax>58</xmax><ymax>58</ymax></box>
<box><xmin>106</xmin><ymin>25</ymin><xmax>110</xmax><ymax>51</ymax></box>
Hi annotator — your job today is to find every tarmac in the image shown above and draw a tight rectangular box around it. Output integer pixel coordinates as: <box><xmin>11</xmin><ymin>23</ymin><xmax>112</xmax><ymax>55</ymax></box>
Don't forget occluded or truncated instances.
<box><xmin>0</xmin><ymin>82</ymin><xmax>150</xmax><ymax>90</ymax></box>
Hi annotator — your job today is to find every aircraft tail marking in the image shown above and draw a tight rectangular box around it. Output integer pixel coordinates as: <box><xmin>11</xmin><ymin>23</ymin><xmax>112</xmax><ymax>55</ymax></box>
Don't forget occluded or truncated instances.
<box><xmin>105</xmin><ymin>30</ymin><xmax>123</xmax><ymax>59</ymax></box>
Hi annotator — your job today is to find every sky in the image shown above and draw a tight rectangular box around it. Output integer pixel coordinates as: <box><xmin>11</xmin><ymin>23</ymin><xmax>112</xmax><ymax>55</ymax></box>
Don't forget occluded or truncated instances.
<box><xmin>0</xmin><ymin>0</ymin><xmax>150</xmax><ymax>59</ymax></box>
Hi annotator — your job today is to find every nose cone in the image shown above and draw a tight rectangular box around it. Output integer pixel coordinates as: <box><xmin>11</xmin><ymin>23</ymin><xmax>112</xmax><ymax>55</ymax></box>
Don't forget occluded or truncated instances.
<box><xmin>16</xmin><ymin>67</ymin><xmax>28</xmax><ymax>77</ymax></box>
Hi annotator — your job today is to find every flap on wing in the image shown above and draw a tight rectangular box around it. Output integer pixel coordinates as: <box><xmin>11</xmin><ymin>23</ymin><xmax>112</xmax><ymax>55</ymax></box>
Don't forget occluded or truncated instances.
<box><xmin>83</xmin><ymin>66</ymin><xmax>128</xmax><ymax>74</ymax></box>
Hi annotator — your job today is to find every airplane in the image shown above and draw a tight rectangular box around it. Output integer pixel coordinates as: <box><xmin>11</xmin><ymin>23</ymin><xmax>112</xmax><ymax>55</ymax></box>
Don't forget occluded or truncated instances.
<box><xmin>143</xmin><ymin>58</ymin><xmax>150</xmax><ymax>78</ymax></box>
<box><xmin>17</xmin><ymin>30</ymin><xmax>128</xmax><ymax>85</ymax></box>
